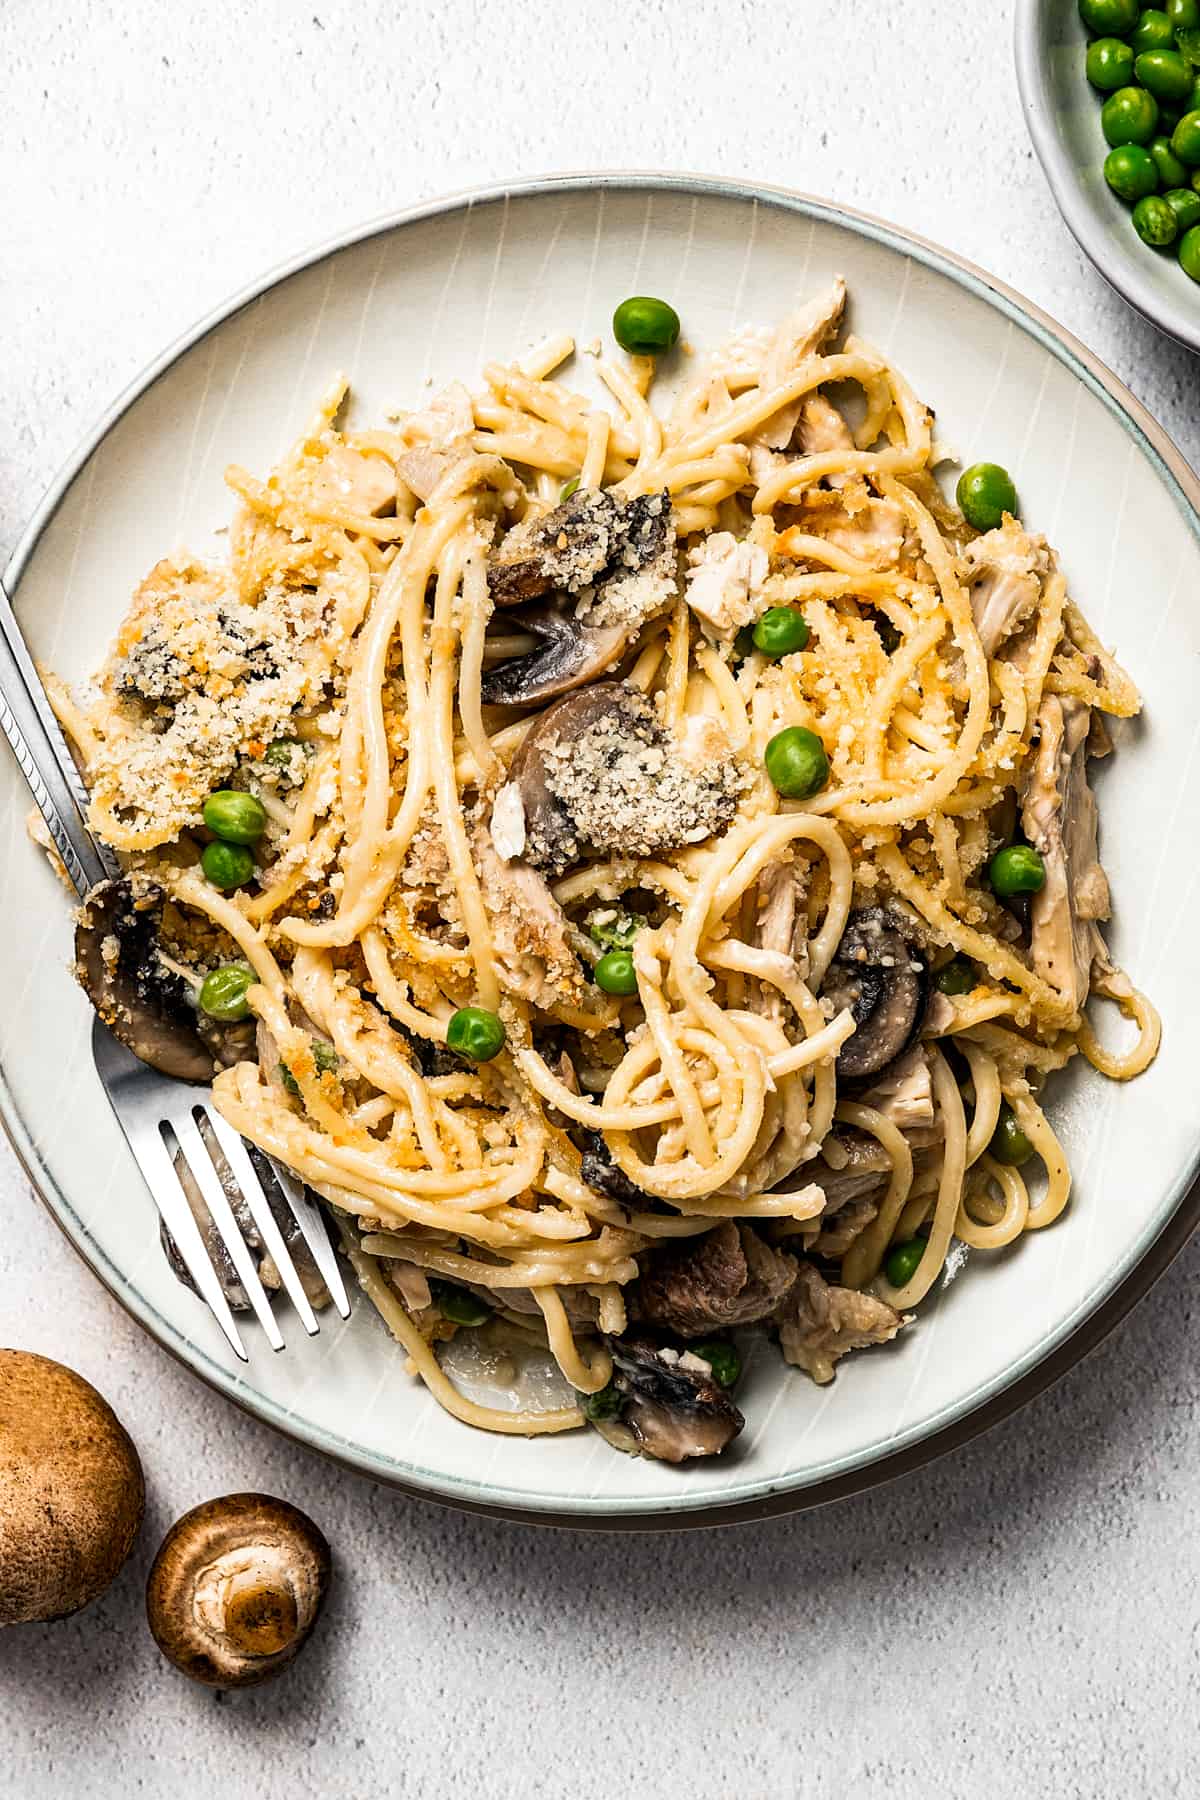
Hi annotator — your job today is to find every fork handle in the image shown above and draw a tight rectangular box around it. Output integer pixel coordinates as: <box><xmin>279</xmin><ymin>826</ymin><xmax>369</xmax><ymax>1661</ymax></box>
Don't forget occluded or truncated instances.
<box><xmin>0</xmin><ymin>578</ymin><xmax>112</xmax><ymax>897</ymax></box>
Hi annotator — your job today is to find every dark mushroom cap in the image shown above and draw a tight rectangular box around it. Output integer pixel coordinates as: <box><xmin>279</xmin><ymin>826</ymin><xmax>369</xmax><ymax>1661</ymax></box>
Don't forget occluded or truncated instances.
<box><xmin>74</xmin><ymin>878</ymin><xmax>215</xmax><ymax>1082</ymax></box>
<box><xmin>605</xmin><ymin>1335</ymin><xmax>744</xmax><ymax>1462</ymax></box>
<box><xmin>146</xmin><ymin>1493</ymin><xmax>330</xmax><ymax>1687</ymax></box>
<box><xmin>821</xmin><ymin>908</ymin><xmax>930</xmax><ymax>1081</ymax></box>
<box><xmin>0</xmin><ymin>1350</ymin><xmax>144</xmax><ymax>1627</ymax></box>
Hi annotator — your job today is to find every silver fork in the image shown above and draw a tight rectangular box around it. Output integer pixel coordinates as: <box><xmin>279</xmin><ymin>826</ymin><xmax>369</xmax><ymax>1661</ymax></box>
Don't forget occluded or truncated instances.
<box><xmin>0</xmin><ymin>576</ymin><xmax>349</xmax><ymax>1360</ymax></box>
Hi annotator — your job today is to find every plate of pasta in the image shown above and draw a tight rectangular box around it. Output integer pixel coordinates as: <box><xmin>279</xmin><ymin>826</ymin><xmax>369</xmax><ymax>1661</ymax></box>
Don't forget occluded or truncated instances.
<box><xmin>5</xmin><ymin>176</ymin><xmax>1199</xmax><ymax>1523</ymax></box>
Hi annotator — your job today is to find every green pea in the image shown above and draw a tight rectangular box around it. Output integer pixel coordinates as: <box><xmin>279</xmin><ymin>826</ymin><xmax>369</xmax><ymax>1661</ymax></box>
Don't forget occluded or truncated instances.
<box><xmin>884</xmin><ymin>1238</ymin><xmax>926</xmax><ymax>1287</ymax></box>
<box><xmin>1172</xmin><ymin>108</ymin><xmax>1200</xmax><ymax>162</ymax></box>
<box><xmin>691</xmin><ymin>1340</ymin><xmax>742</xmax><ymax>1389</ymax></box>
<box><xmin>1079</xmin><ymin>0</ymin><xmax>1139</xmax><ymax>29</ymax></box>
<box><xmin>584</xmin><ymin>1380</ymin><xmax>625</xmax><ymax>1422</ymax></box>
<box><xmin>763</xmin><ymin>726</ymin><xmax>829</xmax><ymax>800</ymax></box>
<box><xmin>200</xmin><ymin>839</ymin><xmax>256</xmax><ymax>891</ymax></box>
<box><xmin>445</xmin><ymin>1006</ymin><xmax>506</xmax><ymax>1062</ymax></box>
<box><xmin>934</xmin><ymin>957</ymin><xmax>976</xmax><ymax>997</ymax></box>
<box><xmin>612</xmin><ymin>295</ymin><xmax>681</xmax><ymax>357</ymax></box>
<box><xmin>733</xmin><ymin>624</ymin><xmax>758</xmax><ymax>660</ymax></box>
<box><xmin>989</xmin><ymin>843</ymin><xmax>1046</xmax><ymax>897</ymax></box>
<box><xmin>1102</xmin><ymin>85</ymin><xmax>1161</xmax><ymax>145</ymax></box>
<box><xmin>560</xmin><ymin>475</ymin><xmax>580</xmax><ymax>502</ymax></box>
<box><xmin>202</xmin><ymin>788</ymin><xmax>267</xmax><ymax>845</ymax></box>
<box><xmin>1131</xmin><ymin>8</ymin><xmax>1177</xmax><ymax>52</ymax></box>
<box><xmin>1180</xmin><ymin>220</ymin><xmax>1200</xmax><ymax>276</ymax></box>
<box><xmin>594</xmin><ymin>949</ymin><xmax>638</xmax><ymax>996</ymax></box>
<box><xmin>990</xmin><ymin>1103</ymin><xmax>1034</xmax><ymax>1167</ymax></box>
<box><xmin>198</xmin><ymin>964</ymin><xmax>255</xmax><ymax>1022</ymax></box>
<box><xmin>263</xmin><ymin>738</ymin><xmax>308</xmax><ymax>784</ymax></box>
<box><xmin>588</xmin><ymin>910</ymin><xmax>646</xmax><ymax>952</ymax></box>
<box><xmin>429</xmin><ymin>1280</ymin><xmax>491</xmax><ymax>1327</ymax></box>
<box><xmin>1166</xmin><ymin>0</ymin><xmax>1200</xmax><ymax>28</ymax></box>
<box><xmin>1134</xmin><ymin>191</ymin><xmax>1180</xmax><ymax>240</ymax></box>
<box><xmin>1165</xmin><ymin>184</ymin><xmax>1200</xmax><ymax>228</ymax></box>
<box><xmin>278</xmin><ymin>1039</ymin><xmax>337</xmax><ymax>1098</ymax></box>
<box><xmin>1150</xmin><ymin>133</ymin><xmax>1190</xmax><ymax>185</ymax></box>
<box><xmin>956</xmin><ymin>462</ymin><xmax>1018</xmax><ymax>531</ymax></box>
<box><xmin>1087</xmin><ymin>35</ymin><xmax>1137</xmax><ymax>85</ymax></box>
<box><xmin>1136</xmin><ymin>48</ymin><xmax>1195</xmax><ymax>99</ymax></box>
<box><xmin>752</xmin><ymin>606</ymin><xmax>810</xmax><ymax>658</ymax></box>
<box><xmin>1104</xmin><ymin>142</ymin><xmax>1161</xmax><ymax>198</ymax></box>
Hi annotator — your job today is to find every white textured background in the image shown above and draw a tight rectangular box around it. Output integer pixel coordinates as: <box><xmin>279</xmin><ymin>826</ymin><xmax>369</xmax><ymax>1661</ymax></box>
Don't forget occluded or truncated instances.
<box><xmin>2</xmin><ymin>3</ymin><xmax>1199</xmax><ymax>1796</ymax></box>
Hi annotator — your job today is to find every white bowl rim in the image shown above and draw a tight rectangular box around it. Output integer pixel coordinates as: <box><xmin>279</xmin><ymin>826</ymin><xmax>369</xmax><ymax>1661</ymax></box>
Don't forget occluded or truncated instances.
<box><xmin>1014</xmin><ymin>0</ymin><xmax>1200</xmax><ymax>356</ymax></box>
<box><xmin>5</xmin><ymin>170</ymin><xmax>1200</xmax><ymax>1529</ymax></box>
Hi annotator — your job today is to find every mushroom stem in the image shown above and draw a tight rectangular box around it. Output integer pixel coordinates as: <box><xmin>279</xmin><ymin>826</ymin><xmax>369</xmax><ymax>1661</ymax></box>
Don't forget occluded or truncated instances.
<box><xmin>146</xmin><ymin>1493</ymin><xmax>330</xmax><ymax>1687</ymax></box>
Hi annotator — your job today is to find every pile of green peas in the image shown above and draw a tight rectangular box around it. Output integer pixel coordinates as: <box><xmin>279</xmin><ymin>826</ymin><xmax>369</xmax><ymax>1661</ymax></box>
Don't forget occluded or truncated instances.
<box><xmin>200</xmin><ymin>787</ymin><xmax>266</xmax><ymax>891</ymax></box>
<box><xmin>1080</xmin><ymin>0</ymin><xmax>1200</xmax><ymax>279</ymax></box>
<box><xmin>192</xmin><ymin>787</ymin><xmax>270</xmax><ymax>1024</ymax></box>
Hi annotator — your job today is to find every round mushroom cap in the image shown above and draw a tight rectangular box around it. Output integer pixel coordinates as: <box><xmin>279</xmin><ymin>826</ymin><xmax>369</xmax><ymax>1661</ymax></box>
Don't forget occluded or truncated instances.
<box><xmin>0</xmin><ymin>1350</ymin><xmax>145</xmax><ymax>1627</ymax></box>
<box><xmin>146</xmin><ymin>1493</ymin><xmax>330</xmax><ymax>1687</ymax></box>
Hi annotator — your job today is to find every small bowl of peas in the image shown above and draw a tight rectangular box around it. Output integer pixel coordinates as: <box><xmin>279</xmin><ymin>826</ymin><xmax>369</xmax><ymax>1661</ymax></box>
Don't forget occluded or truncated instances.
<box><xmin>1016</xmin><ymin>0</ymin><xmax>1200</xmax><ymax>350</ymax></box>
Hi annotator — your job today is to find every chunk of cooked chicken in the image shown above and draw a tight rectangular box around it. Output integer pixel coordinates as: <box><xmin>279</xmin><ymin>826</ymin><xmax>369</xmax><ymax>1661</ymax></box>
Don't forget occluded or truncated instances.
<box><xmin>394</xmin><ymin>382</ymin><xmax>476</xmax><ymax>500</ymax></box>
<box><xmin>307</xmin><ymin>445</ymin><xmax>397</xmax><ymax>517</ymax></box>
<box><xmin>796</xmin><ymin>392</ymin><xmax>854</xmax><ymax>458</ymax></box>
<box><xmin>1021</xmin><ymin>693</ymin><xmax>1110</xmax><ymax>1014</ymax></box>
<box><xmin>635</xmin><ymin>1221</ymin><xmax>797</xmax><ymax>1338</ymax></box>
<box><xmin>782</xmin><ymin>488</ymin><xmax>905</xmax><ymax>570</ymax></box>
<box><xmin>753</xmin><ymin>279</ymin><xmax>848</xmax><ymax>449</ymax></box>
<box><xmin>959</xmin><ymin>519</ymin><xmax>1052</xmax><ymax>659</ymax></box>
<box><xmin>684</xmin><ymin>531</ymin><xmax>769</xmax><ymax>635</ymax></box>
<box><xmin>777</xmin><ymin>1262</ymin><xmax>906</xmax><ymax>1384</ymax></box>
<box><xmin>855</xmin><ymin>1047</ymin><xmax>935</xmax><ymax>1129</ymax></box>
<box><xmin>471</xmin><ymin>823</ymin><xmax>594</xmax><ymax>1014</ymax></box>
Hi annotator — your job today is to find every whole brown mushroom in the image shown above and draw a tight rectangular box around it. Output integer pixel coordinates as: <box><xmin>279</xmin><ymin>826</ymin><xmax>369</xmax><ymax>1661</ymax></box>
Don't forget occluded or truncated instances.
<box><xmin>146</xmin><ymin>1493</ymin><xmax>330</xmax><ymax>1687</ymax></box>
<box><xmin>0</xmin><ymin>1349</ymin><xmax>145</xmax><ymax>1626</ymax></box>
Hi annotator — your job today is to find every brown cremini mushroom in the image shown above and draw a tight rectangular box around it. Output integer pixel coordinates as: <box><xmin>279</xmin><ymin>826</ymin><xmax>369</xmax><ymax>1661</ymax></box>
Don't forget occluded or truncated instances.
<box><xmin>146</xmin><ymin>1493</ymin><xmax>330</xmax><ymax>1687</ymax></box>
<box><xmin>0</xmin><ymin>1350</ymin><xmax>145</xmax><ymax>1626</ymax></box>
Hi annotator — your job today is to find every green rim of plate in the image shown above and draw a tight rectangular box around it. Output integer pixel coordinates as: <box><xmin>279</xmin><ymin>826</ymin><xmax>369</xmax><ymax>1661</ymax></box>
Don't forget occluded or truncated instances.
<box><xmin>5</xmin><ymin>173</ymin><xmax>1200</xmax><ymax>1527</ymax></box>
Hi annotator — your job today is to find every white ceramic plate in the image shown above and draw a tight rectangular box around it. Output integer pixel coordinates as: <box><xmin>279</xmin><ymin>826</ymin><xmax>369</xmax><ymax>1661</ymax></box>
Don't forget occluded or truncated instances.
<box><xmin>5</xmin><ymin>176</ymin><xmax>1200</xmax><ymax>1526</ymax></box>
<box><xmin>1016</xmin><ymin>0</ymin><xmax>1200</xmax><ymax>354</ymax></box>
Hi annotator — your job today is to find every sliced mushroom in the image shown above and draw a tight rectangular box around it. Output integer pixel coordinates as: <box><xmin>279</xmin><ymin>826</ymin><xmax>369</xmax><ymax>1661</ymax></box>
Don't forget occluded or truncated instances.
<box><xmin>494</xmin><ymin>681</ymin><xmax>743</xmax><ymax>878</ymax></box>
<box><xmin>0</xmin><ymin>1350</ymin><xmax>145</xmax><ymax>1627</ymax></box>
<box><xmin>161</xmin><ymin>1134</ymin><xmax>329</xmax><ymax>1313</ymax></box>
<box><xmin>482</xmin><ymin>488</ymin><xmax>675</xmax><ymax>705</ymax></box>
<box><xmin>479</xmin><ymin>605</ymin><xmax>628</xmax><ymax>707</ymax></box>
<box><xmin>820</xmin><ymin>908</ymin><xmax>929</xmax><ymax>1081</ymax></box>
<box><xmin>487</xmin><ymin>487</ymin><xmax>671</xmax><ymax>607</ymax></box>
<box><xmin>146</xmin><ymin>1493</ymin><xmax>330</xmax><ymax>1687</ymax></box>
<box><xmin>75</xmin><ymin>878</ymin><xmax>215</xmax><ymax>1082</ymax></box>
<box><xmin>579</xmin><ymin>1129</ymin><xmax>651</xmax><ymax>1209</ymax></box>
<box><xmin>602</xmin><ymin>1335</ymin><xmax>744</xmax><ymax>1462</ymax></box>
<box><xmin>499</xmin><ymin>684</ymin><xmax>632</xmax><ymax>871</ymax></box>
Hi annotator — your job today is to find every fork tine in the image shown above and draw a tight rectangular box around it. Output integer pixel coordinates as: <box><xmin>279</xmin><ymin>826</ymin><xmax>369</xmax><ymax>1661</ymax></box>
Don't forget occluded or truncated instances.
<box><xmin>171</xmin><ymin>1112</ymin><xmax>285</xmax><ymax>1352</ymax></box>
<box><xmin>127</xmin><ymin>1123</ymin><xmax>250</xmax><ymax>1362</ymax></box>
<box><xmin>265</xmin><ymin>1154</ymin><xmax>352</xmax><ymax>1319</ymax></box>
<box><xmin>204</xmin><ymin>1110</ymin><xmax>321</xmax><ymax>1336</ymax></box>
